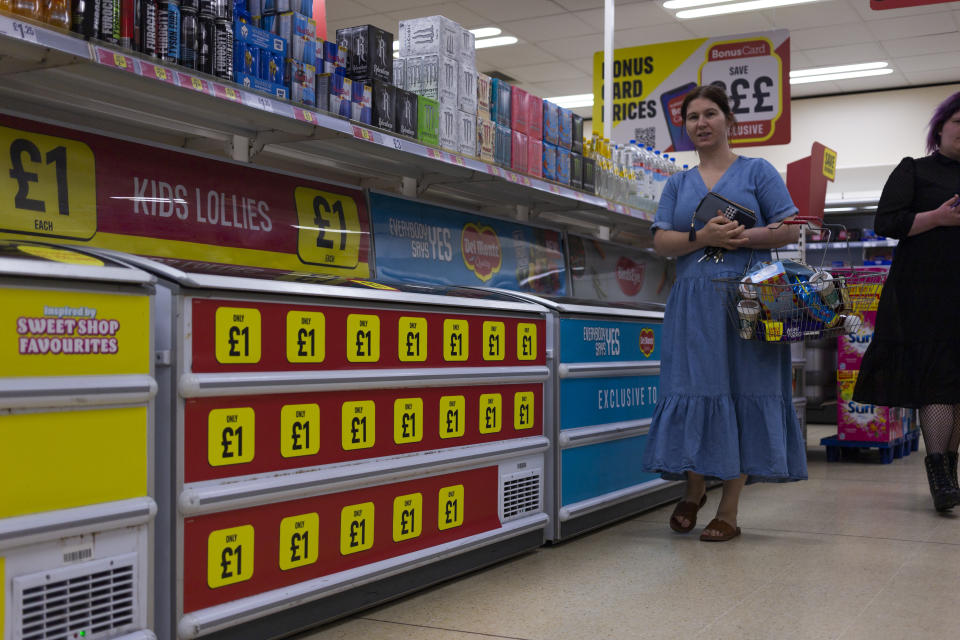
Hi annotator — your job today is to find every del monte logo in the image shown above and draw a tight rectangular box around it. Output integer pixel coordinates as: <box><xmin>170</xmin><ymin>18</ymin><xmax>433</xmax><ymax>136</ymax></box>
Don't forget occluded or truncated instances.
<box><xmin>639</xmin><ymin>328</ymin><xmax>655</xmax><ymax>358</ymax></box>
<box><xmin>461</xmin><ymin>223</ymin><xmax>502</xmax><ymax>282</ymax></box>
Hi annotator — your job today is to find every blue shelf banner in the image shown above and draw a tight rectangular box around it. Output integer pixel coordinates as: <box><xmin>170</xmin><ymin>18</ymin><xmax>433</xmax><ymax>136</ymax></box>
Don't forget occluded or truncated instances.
<box><xmin>560</xmin><ymin>375</ymin><xmax>659</xmax><ymax>430</ymax></box>
<box><xmin>560</xmin><ymin>318</ymin><xmax>661</xmax><ymax>363</ymax></box>
<box><xmin>369</xmin><ymin>192</ymin><xmax>567</xmax><ymax>294</ymax></box>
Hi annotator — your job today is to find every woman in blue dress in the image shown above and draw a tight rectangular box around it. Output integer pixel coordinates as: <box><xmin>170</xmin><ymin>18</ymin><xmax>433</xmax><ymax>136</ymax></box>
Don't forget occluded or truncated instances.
<box><xmin>641</xmin><ymin>85</ymin><xmax>807</xmax><ymax>541</ymax></box>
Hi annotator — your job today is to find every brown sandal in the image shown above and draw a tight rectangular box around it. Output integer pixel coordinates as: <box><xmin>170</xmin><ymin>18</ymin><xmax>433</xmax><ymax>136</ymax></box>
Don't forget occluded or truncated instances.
<box><xmin>669</xmin><ymin>494</ymin><xmax>707</xmax><ymax>533</ymax></box>
<box><xmin>699</xmin><ymin>518</ymin><xmax>741</xmax><ymax>542</ymax></box>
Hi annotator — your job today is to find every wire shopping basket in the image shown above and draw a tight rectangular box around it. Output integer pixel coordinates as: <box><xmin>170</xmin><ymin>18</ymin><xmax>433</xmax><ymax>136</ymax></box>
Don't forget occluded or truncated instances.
<box><xmin>712</xmin><ymin>224</ymin><xmax>889</xmax><ymax>343</ymax></box>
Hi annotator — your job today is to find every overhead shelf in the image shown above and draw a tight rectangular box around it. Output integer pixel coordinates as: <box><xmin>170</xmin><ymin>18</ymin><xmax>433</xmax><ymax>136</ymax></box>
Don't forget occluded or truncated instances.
<box><xmin>783</xmin><ymin>239</ymin><xmax>898</xmax><ymax>250</ymax></box>
<box><xmin>0</xmin><ymin>15</ymin><xmax>656</xmax><ymax>244</ymax></box>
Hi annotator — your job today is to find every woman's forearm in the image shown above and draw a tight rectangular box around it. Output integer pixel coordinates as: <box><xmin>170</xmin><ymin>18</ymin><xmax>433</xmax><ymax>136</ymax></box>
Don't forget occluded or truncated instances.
<box><xmin>908</xmin><ymin>209</ymin><xmax>947</xmax><ymax>236</ymax></box>
<box><xmin>653</xmin><ymin>228</ymin><xmax>709</xmax><ymax>258</ymax></box>
<box><xmin>741</xmin><ymin>218</ymin><xmax>800</xmax><ymax>249</ymax></box>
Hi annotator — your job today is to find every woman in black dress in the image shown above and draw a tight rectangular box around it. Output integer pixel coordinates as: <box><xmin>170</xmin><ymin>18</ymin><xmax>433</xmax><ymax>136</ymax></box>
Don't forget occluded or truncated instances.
<box><xmin>853</xmin><ymin>91</ymin><xmax>960</xmax><ymax>512</ymax></box>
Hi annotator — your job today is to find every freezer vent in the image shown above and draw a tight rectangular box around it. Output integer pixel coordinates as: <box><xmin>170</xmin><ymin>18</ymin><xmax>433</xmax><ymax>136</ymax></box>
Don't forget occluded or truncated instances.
<box><xmin>14</xmin><ymin>553</ymin><xmax>139</xmax><ymax>640</ymax></box>
<box><xmin>501</xmin><ymin>471</ymin><xmax>541</xmax><ymax>520</ymax></box>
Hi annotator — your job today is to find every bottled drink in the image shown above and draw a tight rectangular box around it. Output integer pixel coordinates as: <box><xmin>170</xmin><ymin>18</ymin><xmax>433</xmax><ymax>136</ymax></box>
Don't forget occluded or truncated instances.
<box><xmin>44</xmin><ymin>0</ymin><xmax>71</xmax><ymax>28</ymax></box>
<box><xmin>179</xmin><ymin>7</ymin><xmax>197</xmax><ymax>69</ymax></box>
<box><xmin>11</xmin><ymin>0</ymin><xmax>42</xmax><ymax>20</ymax></box>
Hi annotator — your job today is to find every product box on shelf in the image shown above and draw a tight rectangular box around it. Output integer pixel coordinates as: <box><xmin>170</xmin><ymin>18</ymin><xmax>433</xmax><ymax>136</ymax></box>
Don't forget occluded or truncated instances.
<box><xmin>511</xmin><ymin>130</ymin><xmax>528</xmax><ymax>172</ymax></box>
<box><xmin>570</xmin><ymin>151</ymin><xmax>583</xmax><ymax>189</ymax></box>
<box><xmin>542</xmin><ymin>142</ymin><xmax>557</xmax><ymax>181</ymax></box>
<box><xmin>373</xmin><ymin>79</ymin><xmax>396</xmax><ymax>130</ymax></box>
<box><xmin>236</xmin><ymin>42</ymin><xmax>259</xmax><ymax>77</ymax></box>
<box><xmin>277</xmin><ymin>12</ymin><xmax>314</xmax><ymax>48</ymax></box>
<box><xmin>260</xmin><ymin>48</ymin><xmax>284</xmax><ymax>84</ymax></box>
<box><xmin>396</xmin><ymin>88</ymin><xmax>419</xmax><ymax>138</ymax></box>
<box><xmin>336</xmin><ymin>24</ymin><xmax>394</xmax><ymax>83</ymax></box>
<box><xmin>491</xmin><ymin>78</ymin><xmax>511</xmax><ymax>128</ymax></box>
<box><xmin>287</xmin><ymin>59</ymin><xmax>316</xmax><ymax>106</ymax></box>
<box><xmin>838</xmin><ymin>311</ymin><xmax>876</xmax><ymax>371</ymax></box>
<box><xmin>330</xmin><ymin>71</ymin><xmax>352</xmax><ymax>118</ymax></box>
<box><xmin>543</xmin><ymin>100</ymin><xmax>559</xmax><ymax>146</ymax></box>
<box><xmin>477</xmin><ymin>72</ymin><xmax>492</xmax><ymax>120</ymax></box>
<box><xmin>351</xmin><ymin>80</ymin><xmax>373</xmax><ymax>124</ymax></box>
<box><xmin>457</xmin><ymin>110</ymin><xmax>476</xmax><ymax>156</ymax></box>
<box><xmin>477</xmin><ymin>117</ymin><xmax>495</xmax><ymax>163</ymax></box>
<box><xmin>837</xmin><ymin>370</ymin><xmax>904</xmax><ymax>443</ymax></box>
<box><xmin>494</xmin><ymin>123</ymin><xmax>512</xmax><ymax>167</ymax></box>
<box><xmin>511</xmin><ymin>87</ymin><xmax>528</xmax><ymax>135</ymax></box>
<box><xmin>418</xmin><ymin>95</ymin><xmax>440</xmax><ymax>146</ymax></box>
<box><xmin>235</xmin><ymin>71</ymin><xmax>288</xmax><ymax>99</ymax></box>
<box><xmin>571</xmin><ymin>113</ymin><xmax>584</xmax><ymax>154</ymax></box>
<box><xmin>558</xmin><ymin>106</ymin><xmax>573</xmax><ymax>150</ymax></box>
<box><xmin>262</xmin><ymin>0</ymin><xmax>290</xmax><ymax>14</ymax></box>
<box><xmin>398</xmin><ymin>15</ymin><xmax>459</xmax><ymax>58</ymax></box>
<box><xmin>527</xmin><ymin>94</ymin><xmax>543</xmax><ymax>141</ymax></box>
<box><xmin>439</xmin><ymin>102</ymin><xmax>458</xmax><ymax>151</ymax></box>
<box><xmin>234</xmin><ymin>19</ymin><xmax>287</xmax><ymax>56</ymax></box>
<box><xmin>393</xmin><ymin>58</ymin><xmax>405</xmax><ymax>89</ymax></box>
<box><xmin>527</xmin><ymin>137</ymin><xmax>542</xmax><ymax>178</ymax></box>
<box><xmin>459</xmin><ymin>26</ymin><xmax>475</xmax><ymax>65</ymax></box>
<box><xmin>458</xmin><ymin>63</ymin><xmax>477</xmax><ymax>115</ymax></box>
<box><xmin>315</xmin><ymin>72</ymin><xmax>330</xmax><ymax>111</ymax></box>
<box><xmin>583</xmin><ymin>156</ymin><xmax>596</xmax><ymax>194</ymax></box>
<box><xmin>403</xmin><ymin>53</ymin><xmax>458</xmax><ymax>106</ymax></box>
<box><xmin>323</xmin><ymin>40</ymin><xmax>347</xmax><ymax>72</ymax></box>
<box><xmin>556</xmin><ymin>146</ymin><xmax>571</xmax><ymax>185</ymax></box>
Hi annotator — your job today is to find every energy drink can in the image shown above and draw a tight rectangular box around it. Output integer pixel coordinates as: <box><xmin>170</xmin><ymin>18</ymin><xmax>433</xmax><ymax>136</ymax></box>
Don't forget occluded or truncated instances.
<box><xmin>213</xmin><ymin>18</ymin><xmax>233</xmax><ymax>79</ymax></box>
<box><xmin>71</xmin><ymin>0</ymin><xmax>100</xmax><ymax>38</ymax></box>
<box><xmin>178</xmin><ymin>0</ymin><xmax>195</xmax><ymax>10</ymax></box>
<box><xmin>156</xmin><ymin>0</ymin><xmax>169</xmax><ymax>60</ymax></box>
<box><xmin>162</xmin><ymin>0</ymin><xmax>180</xmax><ymax>64</ymax></box>
<box><xmin>120</xmin><ymin>0</ymin><xmax>134</xmax><ymax>48</ymax></box>
<box><xmin>99</xmin><ymin>0</ymin><xmax>120</xmax><ymax>42</ymax></box>
<box><xmin>197</xmin><ymin>14</ymin><xmax>214</xmax><ymax>73</ymax></box>
<box><xmin>179</xmin><ymin>7</ymin><xmax>198</xmax><ymax>68</ymax></box>
<box><xmin>140</xmin><ymin>0</ymin><xmax>157</xmax><ymax>56</ymax></box>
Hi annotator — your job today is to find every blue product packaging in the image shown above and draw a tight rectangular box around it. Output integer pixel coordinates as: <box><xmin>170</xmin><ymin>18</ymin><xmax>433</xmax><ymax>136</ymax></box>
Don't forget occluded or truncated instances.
<box><xmin>543</xmin><ymin>101</ymin><xmax>559</xmax><ymax>146</ymax></box>
<box><xmin>165</xmin><ymin>0</ymin><xmax>181</xmax><ymax>62</ymax></box>
<box><xmin>323</xmin><ymin>40</ymin><xmax>337</xmax><ymax>64</ymax></box>
<box><xmin>558</xmin><ymin>107</ymin><xmax>573</xmax><ymax>150</ymax></box>
<box><xmin>495</xmin><ymin>123</ymin><xmax>512</xmax><ymax>168</ymax></box>
<box><xmin>244</xmin><ymin>43</ymin><xmax>260</xmax><ymax>76</ymax></box>
<box><xmin>276</xmin><ymin>12</ymin><xmax>314</xmax><ymax>44</ymax></box>
<box><xmin>258</xmin><ymin>48</ymin><xmax>282</xmax><ymax>83</ymax></box>
<box><xmin>260</xmin><ymin>14</ymin><xmax>275</xmax><ymax>33</ymax></box>
<box><xmin>235</xmin><ymin>71</ymin><xmax>287</xmax><ymax>98</ymax></box>
<box><xmin>234</xmin><ymin>19</ymin><xmax>287</xmax><ymax>56</ymax></box>
<box><xmin>556</xmin><ymin>147</ymin><xmax>570</xmax><ymax>185</ymax></box>
<box><xmin>490</xmin><ymin>78</ymin><xmax>511</xmax><ymax>128</ymax></box>
<box><xmin>262</xmin><ymin>0</ymin><xmax>289</xmax><ymax>14</ymax></box>
<box><xmin>298</xmin><ymin>0</ymin><xmax>311</xmax><ymax>17</ymax></box>
<box><xmin>542</xmin><ymin>142</ymin><xmax>557</xmax><ymax>181</ymax></box>
<box><xmin>233</xmin><ymin>0</ymin><xmax>249</xmax><ymax>22</ymax></box>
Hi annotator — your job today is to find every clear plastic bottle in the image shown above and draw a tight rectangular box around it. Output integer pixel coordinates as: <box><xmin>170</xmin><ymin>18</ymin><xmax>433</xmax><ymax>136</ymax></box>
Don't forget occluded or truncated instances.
<box><xmin>43</xmin><ymin>0</ymin><xmax>71</xmax><ymax>29</ymax></box>
<box><xmin>11</xmin><ymin>0</ymin><xmax>42</xmax><ymax>19</ymax></box>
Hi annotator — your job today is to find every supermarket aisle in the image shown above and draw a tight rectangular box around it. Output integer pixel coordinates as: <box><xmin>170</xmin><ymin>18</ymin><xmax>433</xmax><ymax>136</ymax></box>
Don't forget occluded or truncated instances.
<box><xmin>294</xmin><ymin>425</ymin><xmax>960</xmax><ymax>640</ymax></box>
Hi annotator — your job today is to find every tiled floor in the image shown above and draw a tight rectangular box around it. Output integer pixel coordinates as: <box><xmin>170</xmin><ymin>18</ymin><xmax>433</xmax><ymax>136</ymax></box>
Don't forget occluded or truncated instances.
<box><xmin>294</xmin><ymin>425</ymin><xmax>960</xmax><ymax>640</ymax></box>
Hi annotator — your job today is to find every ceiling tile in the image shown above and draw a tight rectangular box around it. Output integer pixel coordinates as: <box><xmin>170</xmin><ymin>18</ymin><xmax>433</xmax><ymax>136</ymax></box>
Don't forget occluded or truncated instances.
<box><xmin>802</xmin><ymin>42</ymin><xmax>888</xmax><ymax>66</ymax></box>
<box><xmin>613</xmin><ymin>23</ymin><xmax>698</xmax><ymax>47</ymax></box>
<box><xmin>761</xmin><ymin>1</ymin><xmax>862</xmax><ymax>30</ymax></box>
<box><xmin>361</xmin><ymin>0</ymin><xmax>439</xmax><ymax>11</ymax></box>
<box><xmin>327</xmin><ymin>13</ymin><xmax>400</xmax><ymax>34</ymax></box>
<box><xmin>679</xmin><ymin>14</ymin><xmax>776</xmax><ymax>38</ymax></box>
<box><xmin>465</xmin><ymin>0</ymin><xmax>568</xmax><ymax>23</ymax></box>
<box><xmin>882</xmin><ymin>32</ymin><xmax>960</xmax><ymax>58</ymax></box>
<box><xmin>865</xmin><ymin>11</ymin><xmax>957</xmax><ymax>40</ymax></box>
<box><xmin>904</xmin><ymin>69</ymin><xmax>960</xmax><ymax>86</ymax></box>
<box><xmin>790</xmin><ymin>50</ymin><xmax>815</xmax><ymax>68</ymax></box>
<box><xmin>895</xmin><ymin>52</ymin><xmax>960</xmax><ymax>73</ymax></box>
<box><xmin>790</xmin><ymin>23</ymin><xmax>876</xmax><ymax>51</ymax></box>
<box><xmin>524</xmin><ymin>77</ymin><xmax>596</xmax><ymax>97</ymax></box>
<box><xmin>539</xmin><ymin>33</ymin><xmax>607</xmax><ymax>59</ymax></box>
<box><xmin>575</xmin><ymin>3</ymin><xmax>678</xmax><ymax>31</ymax></box>
<box><xmin>791</xmin><ymin>80</ymin><xmax>842</xmax><ymax>98</ymax></box>
<box><xmin>570</xmin><ymin>57</ymin><xmax>596</xmax><ymax>75</ymax></box>
<box><xmin>476</xmin><ymin>43</ymin><xmax>559</xmax><ymax>72</ymax></box>
<box><xmin>849</xmin><ymin>0</ymin><xmax>956</xmax><ymax>22</ymax></box>
<box><xmin>831</xmin><ymin>69</ymin><xmax>909</xmax><ymax>92</ymax></box>
<box><xmin>325</xmin><ymin>1</ymin><xmax>375</xmax><ymax>21</ymax></box>
<box><xmin>504</xmin><ymin>61</ymin><xmax>589</xmax><ymax>83</ymax></box>
<box><xmin>501</xmin><ymin>13</ymin><xmax>596</xmax><ymax>42</ymax></box>
<box><xmin>551</xmin><ymin>0</ymin><xmax>604</xmax><ymax>10</ymax></box>
<box><xmin>385</xmin><ymin>4</ymin><xmax>490</xmax><ymax>28</ymax></box>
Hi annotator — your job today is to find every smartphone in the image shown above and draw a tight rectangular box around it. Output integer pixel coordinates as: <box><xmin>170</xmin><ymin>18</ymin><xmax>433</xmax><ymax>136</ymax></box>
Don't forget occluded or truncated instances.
<box><xmin>660</xmin><ymin>82</ymin><xmax>697</xmax><ymax>152</ymax></box>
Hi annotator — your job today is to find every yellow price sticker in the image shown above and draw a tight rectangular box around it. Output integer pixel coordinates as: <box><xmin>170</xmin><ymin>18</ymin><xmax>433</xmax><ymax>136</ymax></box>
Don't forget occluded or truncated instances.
<box><xmin>155</xmin><ymin>66</ymin><xmax>168</xmax><ymax>81</ymax></box>
<box><xmin>393</xmin><ymin>397</ymin><xmax>423</xmax><ymax>444</ymax></box>
<box><xmin>207</xmin><ymin>525</ymin><xmax>254</xmax><ymax>588</ymax></box>
<box><xmin>191</xmin><ymin>77</ymin><xmax>204</xmax><ymax>91</ymax></box>
<box><xmin>303</xmin><ymin>110</ymin><xmax>314</xmax><ymax>122</ymax></box>
<box><xmin>214</xmin><ymin>306</ymin><xmax>262</xmax><ymax>364</ymax></box>
<box><xmin>278</xmin><ymin>512</ymin><xmax>319</xmax><ymax>570</ymax></box>
<box><xmin>225</xmin><ymin>87</ymin><xmax>238</xmax><ymax>99</ymax></box>
<box><xmin>280</xmin><ymin>403</ymin><xmax>319</xmax><ymax>458</ymax></box>
<box><xmin>294</xmin><ymin>187</ymin><xmax>362</xmax><ymax>268</ymax></box>
<box><xmin>340</xmin><ymin>502</ymin><xmax>374</xmax><ymax>555</ymax></box>
<box><xmin>392</xmin><ymin>493</ymin><xmax>423</xmax><ymax>542</ymax></box>
<box><xmin>207</xmin><ymin>407</ymin><xmax>255</xmax><ymax>466</ymax></box>
<box><xmin>439</xmin><ymin>395</ymin><xmax>465</xmax><ymax>439</ymax></box>
<box><xmin>0</xmin><ymin>125</ymin><xmax>97</xmax><ymax>240</ymax></box>
<box><xmin>286</xmin><ymin>310</ymin><xmax>325</xmax><ymax>363</ymax></box>
<box><xmin>346</xmin><ymin>314</ymin><xmax>380</xmax><ymax>363</ymax></box>
<box><xmin>482</xmin><ymin>321</ymin><xmax>505</xmax><ymax>361</ymax></box>
<box><xmin>397</xmin><ymin>316</ymin><xmax>427</xmax><ymax>362</ymax></box>
<box><xmin>113</xmin><ymin>53</ymin><xmax>127</xmax><ymax>68</ymax></box>
<box><xmin>514</xmin><ymin>391</ymin><xmax>535</xmax><ymax>430</ymax></box>
<box><xmin>478</xmin><ymin>393</ymin><xmax>502</xmax><ymax>434</ymax></box>
<box><xmin>443</xmin><ymin>319</ymin><xmax>469</xmax><ymax>361</ymax></box>
<box><xmin>438</xmin><ymin>485</ymin><xmax>464</xmax><ymax>530</ymax></box>
<box><xmin>517</xmin><ymin>323</ymin><xmax>538</xmax><ymax>360</ymax></box>
<box><xmin>341</xmin><ymin>400</ymin><xmax>375</xmax><ymax>450</ymax></box>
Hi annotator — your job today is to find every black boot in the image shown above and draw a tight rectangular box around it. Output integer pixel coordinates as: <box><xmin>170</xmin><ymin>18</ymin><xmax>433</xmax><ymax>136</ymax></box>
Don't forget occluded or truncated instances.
<box><xmin>924</xmin><ymin>454</ymin><xmax>960</xmax><ymax>512</ymax></box>
<box><xmin>947</xmin><ymin>452</ymin><xmax>959</xmax><ymax>490</ymax></box>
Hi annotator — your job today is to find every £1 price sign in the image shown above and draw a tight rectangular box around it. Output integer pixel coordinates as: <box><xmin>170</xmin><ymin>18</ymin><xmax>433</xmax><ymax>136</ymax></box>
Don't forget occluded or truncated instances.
<box><xmin>699</xmin><ymin>36</ymin><xmax>788</xmax><ymax>146</ymax></box>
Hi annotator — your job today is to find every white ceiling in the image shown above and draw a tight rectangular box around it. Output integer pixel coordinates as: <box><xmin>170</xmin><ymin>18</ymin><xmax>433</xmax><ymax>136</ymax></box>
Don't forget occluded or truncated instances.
<box><xmin>325</xmin><ymin>0</ymin><xmax>960</xmax><ymax>118</ymax></box>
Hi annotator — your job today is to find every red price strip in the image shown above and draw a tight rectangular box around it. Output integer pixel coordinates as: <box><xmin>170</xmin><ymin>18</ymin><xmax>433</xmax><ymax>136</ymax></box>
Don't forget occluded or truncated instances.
<box><xmin>139</xmin><ymin>60</ymin><xmax>176</xmax><ymax>84</ymax></box>
<box><xmin>177</xmin><ymin>72</ymin><xmax>216</xmax><ymax>96</ymax></box>
<box><xmin>351</xmin><ymin>126</ymin><xmax>381</xmax><ymax>145</ymax></box>
<box><xmin>93</xmin><ymin>46</ymin><xmax>137</xmax><ymax>73</ymax></box>
<box><xmin>213</xmin><ymin>82</ymin><xmax>244</xmax><ymax>103</ymax></box>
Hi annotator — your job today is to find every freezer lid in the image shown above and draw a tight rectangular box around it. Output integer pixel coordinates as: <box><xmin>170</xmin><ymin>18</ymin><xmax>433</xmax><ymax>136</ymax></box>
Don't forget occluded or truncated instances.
<box><xmin>466</xmin><ymin>287</ymin><xmax>665</xmax><ymax>319</ymax></box>
<box><xmin>0</xmin><ymin>241</ymin><xmax>155</xmax><ymax>285</ymax></box>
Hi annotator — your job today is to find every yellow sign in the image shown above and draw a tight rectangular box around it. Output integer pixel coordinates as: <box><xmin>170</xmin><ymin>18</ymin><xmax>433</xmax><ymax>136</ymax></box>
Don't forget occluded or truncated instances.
<box><xmin>479</xmin><ymin>393</ymin><xmax>502</xmax><ymax>434</ymax></box>
<box><xmin>0</xmin><ymin>406</ymin><xmax>147</xmax><ymax>519</ymax></box>
<box><xmin>295</xmin><ymin>187</ymin><xmax>362</xmax><ymax>269</ymax></box>
<box><xmin>207</xmin><ymin>525</ymin><xmax>254</xmax><ymax>588</ymax></box>
<box><xmin>340</xmin><ymin>502</ymin><xmax>374</xmax><ymax>555</ymax></box>
<box><xmin>346</xmin><ymin>313</ymin><xmax>380</xmax><ymax>363</ymax></box>
<box><xmin>214</xmin><ymin>306</ymin><xmax>262</xmax><ymax>364</ymax></box>
<box><xmin>16</xmin><ymin>244</ymin><xmax>104</xmax><ymax>265</ymax></box>
<box><xmin>392</xmin><ymin>493</ymin><xmax>423</xmax><ymax>542</ymax></box>
<box><xmin>517</xmin><ymin>323</ymin><xmax>538</xmax><ymax>361</ymax></box>
<box><xmin>482</xmin><ymin>321</ymin><xmax>505</xmax><ymax>361</ymax></box>
<box><xmin>393</xmin><ymin>397</ymin><xmax>424</xmax><ymax>444</ymax></box>
<box><xmin>443</xmin><ymin>318</ymin><xmax>469</xmax><ymax>361</ymax></box>
<box><xmin>285</xmin><ymin>310</ymin><xmax>325</xmax><ymax>363</ymax></box>
<box><xmin>208</xmin><ymin>407</ymin><xmax>255</xmax><ymax>466</ymax></box>
<box><xmin>280</xmin><ymin>403</ymin><xmax>320</xmax><ymax>457</ymax></box>
<box><xmin>439</xmin><ymin>395</ymin><xmax>465</xmax><ymax>439</ymax></box>
<box><xmin>2</xmin><ymin>287</ymin><xmax>150</xmax><ymax>378</ymax></box>
<box><xmin>0</xmin><ymin>125</ymin><xmax>97</xmax><ymax>240</ymax></box>
<box><xmin>341</xmin><ymin>400</ymin><xmax>375</xmax><ymax>450</ymax></box>
<box><xmin>514</xmin><ymin>391</ymin><xmax>535</xmax><ymax>430</ymax></box>
<box><xmin>438</xmin><ymin>485</ymin><xmax>464</xmax><ymax>530</ymax></box>
<box><xmin>398</xmin><ymin>316</ymin><xmax>427</xmax><ymax>362</ymax></box>
<box><xmin>279</xmin><ymin>512</ymin><xmax>319</xmax><ymax>570</ymax></box>
<box><xmin>822</xmin><ymin>147</ymin><xmax>838</xmax><ymax>181</ymax></box>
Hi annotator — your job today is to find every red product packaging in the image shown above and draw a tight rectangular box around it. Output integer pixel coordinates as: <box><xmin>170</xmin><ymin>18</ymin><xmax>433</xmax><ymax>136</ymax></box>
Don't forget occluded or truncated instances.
<box><xmin>511</xmin><ymin>130</ymin><xmax>528</xmax><ymax>172</ymax></box>
<box><xmin>526</xmin><ymin>94</ymin><xmax>543</xmax><ymax>141</ymax></box>
<box><xmin>511</xmin><ymin>87</ymin><xmax>528</xmax><ymax>135</ymax></box>
<box><xmin>527</xmin><ymin>137</ymin><xmax>542</xmax><ymax>177</ymax></box>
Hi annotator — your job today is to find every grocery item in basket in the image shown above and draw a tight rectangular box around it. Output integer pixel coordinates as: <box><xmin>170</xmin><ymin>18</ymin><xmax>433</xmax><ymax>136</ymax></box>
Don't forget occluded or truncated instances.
<box><xmin>793</xmin><ymin>280</ymin><xmax>837</xmax><ymax>325</ymax></box>
<box><xmin>736</xmin><ymin>299</ymin><xmax>760</xmax><ymax>339</ymax></box>
<box><xmin>747</xmin><ymin>261</ymin><xmax>796</xmax><ymax>315</ymax></box>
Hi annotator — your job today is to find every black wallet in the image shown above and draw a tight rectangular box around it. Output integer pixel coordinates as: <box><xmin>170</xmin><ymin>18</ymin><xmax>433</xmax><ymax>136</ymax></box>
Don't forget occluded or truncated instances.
<box><xmin>694</xmin><ymin>192</ymin><xmax>757</xmax><ymax>228</ymax></box>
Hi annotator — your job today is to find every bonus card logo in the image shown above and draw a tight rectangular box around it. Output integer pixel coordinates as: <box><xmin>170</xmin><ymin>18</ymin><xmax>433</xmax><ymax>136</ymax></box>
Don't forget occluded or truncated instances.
<box><xmin>639</xmin><ymin>328</ymin><xmax>655</xmax><ymax>358</ymax></box>
<box><xmin>461</xmin><ymin>223</ymin><xmax>502</xmax><ymax>282</ymax></box>
<box><xmin>615</xmin><ymin>256</ymin><xmax>645</xmax><ymax>296</ymax></box>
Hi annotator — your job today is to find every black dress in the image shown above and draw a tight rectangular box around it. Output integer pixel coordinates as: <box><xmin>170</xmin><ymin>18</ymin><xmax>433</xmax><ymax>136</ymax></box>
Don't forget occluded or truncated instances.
<box><xmin>853</xmin><ymin>153</ymin><xmax>960</xmax><ymax>408</ymax></box>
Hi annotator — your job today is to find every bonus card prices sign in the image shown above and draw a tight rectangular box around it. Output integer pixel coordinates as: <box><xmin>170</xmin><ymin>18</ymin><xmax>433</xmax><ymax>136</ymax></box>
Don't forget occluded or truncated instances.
<box><xmin>593</xmin><ymin>29</ymin><xmax>790</xmax><ymax>152</ymax></box>
<box><xmin>0</xmin><ymin>114</ymin><xmax>371</xmax><ymax>277</ymax></box>
<box><xmin>369</xmin><ymin>193</ymin><xmax>567</xmax><ymax>295</ymax></box>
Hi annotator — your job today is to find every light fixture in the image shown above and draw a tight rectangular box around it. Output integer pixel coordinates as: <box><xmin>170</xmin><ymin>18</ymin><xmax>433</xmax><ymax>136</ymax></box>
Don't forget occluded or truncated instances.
<box><xmin>474</xmin><ymin>35</ymin><xmax>519</xmax><ymax>49</ymax></box>
<box><xmin>790</xmin><ymin>68</ymin><xmax>893</xmax><ymax>84</ymax></box>
<box><xmin>547</xmin><ymin>93</ymin><xmax>594</xmax><ymax>109</ymax></box>
<box><xmin>791</xmin><ymin>62</ymin><xmax>889</xmax><ymax>78</ymax></box>
<box><xmin>675</xmin><ymin>0</ymin><xmax>819</xmax><ymax>19</ymax></box>
<box><xmin>663</xmin><ymin>0</ymin><xmax>736</xmax><ymax>9</ymax></box>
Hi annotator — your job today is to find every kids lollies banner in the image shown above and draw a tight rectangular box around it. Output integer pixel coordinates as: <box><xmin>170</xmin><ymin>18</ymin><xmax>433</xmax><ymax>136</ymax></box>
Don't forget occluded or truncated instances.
<box><xmin>593</xmin><ymin>29</ymin><xmax>790</xmax><ymax>151</ymax></box>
